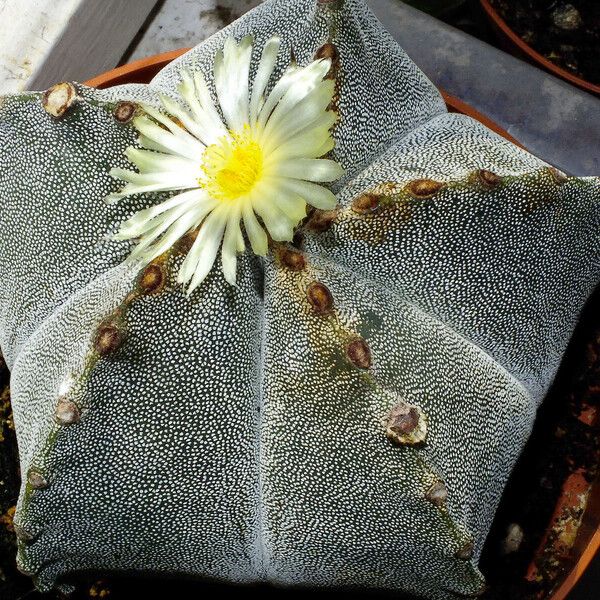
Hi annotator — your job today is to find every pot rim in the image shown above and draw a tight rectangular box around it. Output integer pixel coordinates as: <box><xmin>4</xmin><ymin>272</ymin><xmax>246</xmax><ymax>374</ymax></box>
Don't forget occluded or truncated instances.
<box><xmin>479</xmin><ymin>0</ymin><xmax>600</xmax><ymax>96</ymax></box>
<box><xmin>84</xmin><ymin>47</ymin><xmax>600</xmax><ymax>599</ymax></box>
<box><xmin>550</xmin><ymin>480</ymin><xmax>600</xmax><ymax>600</ymax></box>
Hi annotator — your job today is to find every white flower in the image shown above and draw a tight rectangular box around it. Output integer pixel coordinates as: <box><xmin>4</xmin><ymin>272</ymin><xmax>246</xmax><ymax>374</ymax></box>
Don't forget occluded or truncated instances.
<box><xmin>107</xmin><ymin>35</ymin><xmax>344</xmax><ymax>294</ymax></box>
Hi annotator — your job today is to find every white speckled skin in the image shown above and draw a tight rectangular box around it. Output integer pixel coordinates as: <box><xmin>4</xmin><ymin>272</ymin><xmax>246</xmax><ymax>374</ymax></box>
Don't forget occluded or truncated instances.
<box><xmin>0</xmin><ymin>1</ymin><xmax>599</xmax><ymax>598</ymax></box>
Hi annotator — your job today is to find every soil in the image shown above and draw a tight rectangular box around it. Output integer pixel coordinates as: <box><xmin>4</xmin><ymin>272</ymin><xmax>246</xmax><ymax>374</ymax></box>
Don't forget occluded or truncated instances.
<box><xmin>1</xmin><ymin>288</ymin><xmax>599</xmax><ymax>600</ymax></box>
<box><xmin>480</xmin><ymin>285</ymin><xmax>600</xmax><ymax>599</ymax></box>
<box><xmin>489</xmin><ymin>0</ymin><xmax>600</xmax><ymax>84</ymax></box>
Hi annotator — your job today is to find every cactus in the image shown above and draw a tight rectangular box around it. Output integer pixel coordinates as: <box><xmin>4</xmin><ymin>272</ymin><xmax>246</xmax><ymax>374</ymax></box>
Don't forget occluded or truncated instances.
<box><xmin>0</xmin><ymin>0</ymin><xmax>598</xmax><ymax>598</ymax></box>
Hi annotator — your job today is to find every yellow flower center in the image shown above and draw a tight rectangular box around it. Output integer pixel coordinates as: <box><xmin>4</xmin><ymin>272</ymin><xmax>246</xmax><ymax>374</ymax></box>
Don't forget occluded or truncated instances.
<box><xmin>200</xmin><ymin>125</ymin><xmax>263</xmax><ymax>202</ymax></box>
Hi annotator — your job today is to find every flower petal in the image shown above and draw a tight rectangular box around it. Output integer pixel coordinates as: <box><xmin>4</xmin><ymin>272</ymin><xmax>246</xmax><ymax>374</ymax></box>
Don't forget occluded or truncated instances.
<box><xmin>140</xmin><ymin>104</ymin><xmax>205</xmax><ymax>154</ymax></box>
<box><xmin>214</xmin><ymin>36</ymin><xmax>253</xmax><ymax>131</ymax></box>
<box><xmin>253</xmin><ymin>197</ymin><xmax>296</xmax><ymax>241</ymax></box>
<box><xmin>276</xmin><ymin>158</ymin><xmax>345</xmax><ymax>182</ymax></box>
<box><xmin>106</xmin><ymin>167</ymin><xmax>198</xmax><ymax>204</ymax></box>
<box><xmin>136</xmin><ymin>134</ymin><xmax>173</xmax><ymax>155</ymax></box>
<box><xmin>275</xmin><ymin>177</ymin><xmax>338</xmax><ymax>211</ymax></box>
<box><xmin>121</xmin><ymin>200</ymin><xmax>194</xmax><ymax>255</ymax></box>
<box><xmin>242</xmin><ymin>202</ymin><xmax>268</xmax><ymax>255</ymax></box>
<box><xmin>221</xmin><ymin>206</ymin><xmax>242</xmax><ymax>285</ymax></box>
<box><xmin>178</xmin><ymin>71</ymin><xmax>227</xmax><ymax>145</ymax></box>
<box><xmin>115</xmin><ymin>189</ymin><xmax>209</xmax><ymax>238</ymax></box>
<box><xmin>137</xmin><ymin>202</ymin><xmax>209</xmax><ymax>263</ymax></box>
<box><xmin>193</xmin><ymin>72</ymin><xmax>228</xmax><ymax>136</ymax></box>
<box><xmin>261</xmin><ymin>80</ymin><xmax>336</xmax><ymax>148</ymax></box>
<box><xmin>265</xmin><ymin>119</ymin><xmax>335</xmax><ymax>161</ymax></box>
<box><xmin>236</xmin><ymin>225</ymin><xmax>245</xmax><ymax>253</ymax></box>
<box><xmin>133</xmin><ymin>116</ymin><xmax>200</xmax><ymax>161</ymax></box>
<box><xmin>106</xmin><ymin>181</ymin><xmax>194</xmax><ymax>205</ymax></box>
<box><xmin>125</xmin><ymin>147</ymin><xmax>198</xmax><ymax>176</ymax></box>
<box><xmin>181</xmin><ymin>208</ymin><xmax>228</xmax><ymax>294</ymax></box>
<box><xmin>256</xmin><ymin>63</ymin><xmax>302</xmax><ymax>130</ymax></box>
<box><xmin>261</xmin><ymin>59</ymin><xmax>331</xmax><ymax>139</ymax></box>
<box><xmin>249</xmin><ymin>36</ymin><xmax>281</xmax><ymax>126</ymax></box>
<box><xmin>273</xmin><ymin>193</ymin><xmax>307</xmax><ymax>223</ymax></box>
<box><xmin>312</xmin><ymin>136</ymin><xmax>335</xmax><ymax>158</ymax></box>
<box><xmin>158</xmin><ymin>94</ymin><xmax>208</xmax><ymax>145</ymax></box>
<box><xmin>110</xmin><ymin>167</ymin><xmax>197</xmax><ymax>188</ymax></box>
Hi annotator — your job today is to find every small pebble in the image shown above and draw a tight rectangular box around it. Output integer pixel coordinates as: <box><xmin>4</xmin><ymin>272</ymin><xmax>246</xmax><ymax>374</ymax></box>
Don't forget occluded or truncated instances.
<box><xmin>502</xmin><ymin>523</ymin><xmax>524</xmax><ymax>554</ymax></box>
<box><xmin>552</xmin><ymin>4</ymin><xmax>583</xmax><ymax>31</ymax></box>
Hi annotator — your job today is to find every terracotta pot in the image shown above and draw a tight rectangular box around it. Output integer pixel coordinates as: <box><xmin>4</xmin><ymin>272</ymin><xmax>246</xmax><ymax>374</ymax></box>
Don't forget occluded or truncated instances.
<box><xmin>84</xmin><ymin>50</ymin><xmax>600</xmax><ymax>599</ymax></box>
<box><xmin>480</xmin><ymin>0</ymin><xmax>600</xmax><ymax>97</ymax></box>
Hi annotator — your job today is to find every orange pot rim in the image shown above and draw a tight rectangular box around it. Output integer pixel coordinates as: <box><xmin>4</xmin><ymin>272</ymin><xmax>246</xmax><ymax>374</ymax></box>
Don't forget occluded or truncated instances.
<box><xmin>85</xmin><ymin>49</ymin><xmax>188</xmax><ymax>89</ymax></box>
<box><xmin>552</xmin><ymin>503</ymin><xmax>600</xmax><ymax>600</ymax></box>
<box><xmin>480</xmin><ymin>0</ymin><xmax>600</xmax><ymax>96</ymax></box>
<box><xmin>84</xmin><ymin>48</ymin><xmax>600</xmax><ymax>599</ymax></box>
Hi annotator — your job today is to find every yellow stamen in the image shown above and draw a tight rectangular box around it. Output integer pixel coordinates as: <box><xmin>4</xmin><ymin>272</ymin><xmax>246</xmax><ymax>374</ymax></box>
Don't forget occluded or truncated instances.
<box><xmin>199</xmin><ymin>125</ymin><xmax>263</xmax><ymax>202</ymax></box>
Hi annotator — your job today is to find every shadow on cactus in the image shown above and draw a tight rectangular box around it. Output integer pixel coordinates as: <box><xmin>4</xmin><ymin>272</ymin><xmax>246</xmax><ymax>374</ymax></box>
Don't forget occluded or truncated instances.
<box><xmin>0</xmin><ymin>1</ymin><xmax>598</xmax><ymax>599</ymax></box>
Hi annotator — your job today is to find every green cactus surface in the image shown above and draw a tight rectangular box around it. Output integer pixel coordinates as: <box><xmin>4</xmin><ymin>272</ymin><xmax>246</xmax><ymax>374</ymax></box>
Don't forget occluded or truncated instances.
<box><xmin>0</xmin><ymin>1</ymin><xmax>598</xmax><ymax>599</ymax></box>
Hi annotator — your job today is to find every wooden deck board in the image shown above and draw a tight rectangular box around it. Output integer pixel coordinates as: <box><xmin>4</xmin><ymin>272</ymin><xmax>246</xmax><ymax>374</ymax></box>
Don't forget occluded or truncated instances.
<box><xmin>128</xmin><ymin>0</ymin><xmax>260</xmax><ymax>62</ymax></box>
<box><xmin>0</xmin><ymin>0</ymin><xmax>158</xmax><ymax>94</ymax></box>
